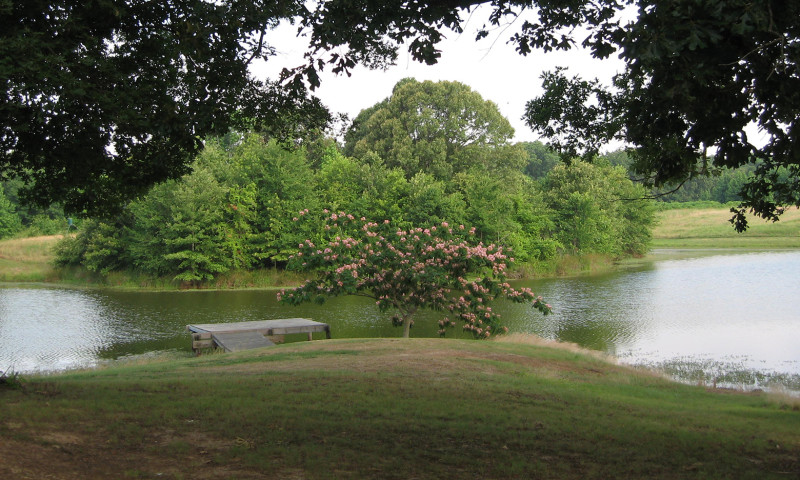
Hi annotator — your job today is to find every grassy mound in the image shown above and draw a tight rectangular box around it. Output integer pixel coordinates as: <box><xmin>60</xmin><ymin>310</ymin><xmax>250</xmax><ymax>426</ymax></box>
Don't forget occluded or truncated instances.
<box><xmin>2</xmin><ymin>338</ymin><xmax>798</xmax><ymax>479</ymax></box>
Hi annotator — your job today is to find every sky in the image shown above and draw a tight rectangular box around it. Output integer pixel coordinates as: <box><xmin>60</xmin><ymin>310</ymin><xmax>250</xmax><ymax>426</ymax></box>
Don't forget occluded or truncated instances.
<box><xmin>253</xmin><ymin>7</ymin><xmax>626</xmax><ymax>144</ymax></box>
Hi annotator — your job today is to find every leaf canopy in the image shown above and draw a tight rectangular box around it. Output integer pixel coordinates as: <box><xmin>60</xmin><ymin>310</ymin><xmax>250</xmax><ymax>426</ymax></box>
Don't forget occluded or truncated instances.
<box><xmin>298</xmin><ymin>0</ymin><xmax>800</xmax><ymax>229</ymax></box>
<box><xmin>1</xmin><ymin>0</ymin><xmax>329</xmax><ymax>215</ymax></box>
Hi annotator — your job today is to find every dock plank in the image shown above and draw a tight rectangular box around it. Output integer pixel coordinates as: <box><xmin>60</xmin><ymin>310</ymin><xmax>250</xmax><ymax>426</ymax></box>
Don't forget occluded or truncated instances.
<box><xmin>211</xmin><ymin>331</ymin><xmax>276</xmax><ymax>352</ymax></box>
<box><xmin>188</xmin><ymin>318</ymin><xmax>329</xmax><ymax>336</ymax></box>
<box><xmin>186</xmin><ymin>318</ymin><xmax>331</xmax><ymax>354</ymax></box>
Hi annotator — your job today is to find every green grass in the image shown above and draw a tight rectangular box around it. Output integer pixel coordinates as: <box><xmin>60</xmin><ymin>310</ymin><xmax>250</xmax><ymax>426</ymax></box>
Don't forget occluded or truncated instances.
<box><xmin>653</xmin><ymin>206</ymin><xmax>800</xmax><ymax>248</ymax></box>
<box><xmin>0</xmin><ymin>235</ymin><xmax>308</xmax><ymax>289</ymax></box>
<box><xmin>0</xmin><ymin>235</ymin><xmax>63</xmax><ymax>282</ymax></box>
<box><xmin>2</xmin><ymin>338</ymin><xmax>798</xmax><ymax>479</ymax></box>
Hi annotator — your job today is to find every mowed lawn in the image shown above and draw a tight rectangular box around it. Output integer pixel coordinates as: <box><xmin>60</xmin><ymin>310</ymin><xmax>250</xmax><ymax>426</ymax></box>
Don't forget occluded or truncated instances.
<box><xmin>653</xmin><ymin>207</ymin><xmax>800</xmax><ymax>248</ymax></box>
<box><xmin>2</xmin><ymin>337</ymin><xmax>798</xmax><ymax>479</ymax></box>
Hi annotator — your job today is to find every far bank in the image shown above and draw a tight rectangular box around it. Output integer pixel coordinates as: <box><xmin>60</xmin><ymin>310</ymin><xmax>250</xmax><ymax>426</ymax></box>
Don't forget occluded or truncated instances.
<box><xmin>1</xmin><ymin>205</ymin><xmax>798</xmax><ymax>289</ymax></box>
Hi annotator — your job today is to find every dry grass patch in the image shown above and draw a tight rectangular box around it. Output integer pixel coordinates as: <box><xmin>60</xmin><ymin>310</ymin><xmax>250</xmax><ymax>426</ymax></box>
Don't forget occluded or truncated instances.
<box><xmin>493</xmin><ymin>332</ymin><xmax>614</xmax><ymax>361</ymax></box>
<box><xmin>0</xmin><ymin>235</ymin><xmax>62</xmax><ymax>262</ymax></box>
<box><xmin>653</xmin><ymin>206</ymin><xmax>800</xmax><ymax>248</ymax></box>
<box><xmin>0</xmin><ymin>235</ymin><xmax>64</xmax><ymax>282</ymax></box>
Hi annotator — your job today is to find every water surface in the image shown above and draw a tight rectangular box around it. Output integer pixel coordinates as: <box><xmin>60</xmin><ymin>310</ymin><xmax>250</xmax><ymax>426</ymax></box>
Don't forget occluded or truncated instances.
<box><xmin>1</xmin><ymin>249</ymin><xmax>798</xmax><ymax>391</ymax></box>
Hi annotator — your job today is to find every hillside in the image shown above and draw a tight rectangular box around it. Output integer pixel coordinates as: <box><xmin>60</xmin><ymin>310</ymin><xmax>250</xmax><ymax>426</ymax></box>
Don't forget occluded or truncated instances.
<box><xmin>2</xmin><ymin>337</ymin><xmax>798</xmax><ymax>479</ymax></box>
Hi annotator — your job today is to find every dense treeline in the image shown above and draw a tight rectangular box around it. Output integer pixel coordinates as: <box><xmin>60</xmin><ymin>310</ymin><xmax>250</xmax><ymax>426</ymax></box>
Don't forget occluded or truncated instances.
<box><xmin>52</xmin><ymin>135</ymin><xmax>652</xmax><ymax>283</ymax></box>
<box><xmin>592</xmin><ymin>151</ymin><xmax>757</xmax><ymax>204</ymax></box>
<box><xmin>0</xmin><ymin>178</ymin><xmax>74</xmax><ymax>238</ymax></box>
<box><xmin>13</xmin><ymin>79</ymin><xmax>660</xmax><ymax>283</ymax></box>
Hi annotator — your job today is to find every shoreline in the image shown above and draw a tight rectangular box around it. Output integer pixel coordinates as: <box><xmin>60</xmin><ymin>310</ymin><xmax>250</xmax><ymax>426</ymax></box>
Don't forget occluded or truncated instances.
<box><xmin>3</xmin><ymin>246</ymin><xmax>799</xmax><ymax>292</ymax></box>
<box><xmin>2</xmin><ymin>203</ymin><xmax>798</xmax><ymax>290</ymax></box>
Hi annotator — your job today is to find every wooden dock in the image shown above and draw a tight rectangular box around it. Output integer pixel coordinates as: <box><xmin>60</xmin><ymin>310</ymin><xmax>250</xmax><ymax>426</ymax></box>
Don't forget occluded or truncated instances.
<box><xmin>186</xmin><ymin>318</ymin><xmax>331</xmax><ymax>354</ymax></box>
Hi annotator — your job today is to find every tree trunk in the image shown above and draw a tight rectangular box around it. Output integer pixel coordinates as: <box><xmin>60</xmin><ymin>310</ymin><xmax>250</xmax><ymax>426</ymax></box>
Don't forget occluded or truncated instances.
<box><xmin>403</xmin><ymin>316</ymin><xmax>411</xmax><ymax>338</ymax></box>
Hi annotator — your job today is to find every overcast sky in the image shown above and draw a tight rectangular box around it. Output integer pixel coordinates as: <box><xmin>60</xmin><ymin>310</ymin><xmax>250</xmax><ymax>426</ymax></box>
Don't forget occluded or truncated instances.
<box><xmin>254</xmin><ymin>8</ymin><xmax>626</xmax><ymax>144</ymax></box>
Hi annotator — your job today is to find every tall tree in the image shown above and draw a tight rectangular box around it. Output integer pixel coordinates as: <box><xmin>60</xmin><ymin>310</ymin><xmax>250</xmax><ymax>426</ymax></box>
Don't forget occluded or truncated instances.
<box><xmin>344</xmin><ymin>78</ymin><xmax>525</xmax><ymax>180</ymax></box>
<box><xmin>542</xmin><ymin>160</ymin><xmax>654</xmax><ymax>256</ymax></box>
<box><xmin>297</xmin><ymin>0</ymin><xmax>800</xmax><ymax>230</ymax></box>
<box><xmin>9</xmin><ymin>1</ymin><xmax>797</xmax><ymax>229</ymax></box>
<box><xmin>1</xmin><ymin>0</ymin><xmax>329</xmax><ymax>215</ymax></box>
<box><xmin>0</xmin><ymin>189</ymin><xmax>21</xmax><ymax>238</ymax></box>
<box><xmin>520</xmin><ymin>141</ymin><xmax>562</xmax><ymax>179</ymax></box>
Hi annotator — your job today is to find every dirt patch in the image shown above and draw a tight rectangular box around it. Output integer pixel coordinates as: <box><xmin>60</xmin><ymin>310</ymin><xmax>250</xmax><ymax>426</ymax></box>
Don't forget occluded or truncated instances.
<box><xmin>493</xmin><ymin>333</ymin><xmax>615</xmax><ymax>361</ymax></box>
<box><xmin>0</xmin><ymin>427</ymin><xmax>287</xmax><ymax>480</ymax></box>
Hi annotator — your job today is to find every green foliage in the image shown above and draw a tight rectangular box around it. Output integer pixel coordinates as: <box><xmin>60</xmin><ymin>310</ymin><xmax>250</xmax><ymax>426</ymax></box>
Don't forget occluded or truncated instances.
<box><xmin>293</xmin><ymin>0</ymin><xmax>800</xmax><ymax>230</ymax></box>
<box><xmin>74</xmin><ymin>220</ymin><xmax>127</xmax><ymax>275</ymax></box>
<box><xmin>654</xmin><ymin>201</ymin><xmax>740</xmax><ymax>211</ymax></box>
<box><xmin>0</xmin><ymin>189</ymin><xmax>21</xmax><ymax>239</ymax></box>
<box><xmin>543</xmin><ymin>161</ymin><xmax>654</xmax><ymax>256</ymax></box>
<box><xmin>20</xmin><ymin>214</ymin><xmax>66</xmax><ymax>236</ymax></box>
<box><xmin>0</xmin><ymin>368</ymin><xmax>22</xmax><ymax>390</ymax></box>
<box><xmin>521</xmin><ymin>141</ymin><xmax>562</xmax><ymax>179</ymax></box>
<box><xmin>221</xmin><ymin>183</ymin><xmax>258</xmax><ymax>270</ymax></box>
<box><xmin>59</xmin><ymin>126</ymin><xmax>658</xmax><ymax>283</ymax></box>
<box><xmin>317</xmin><ymin>151</ymin><xmax>417</xmax><ymax>225</ymax></box>
<box><xmin>525</xmin><ymin>68</ymin><xmax>620</xmax><ymax>161</ymax></box>
<box><xmin>518</xmin><ymin>1</ymin><xmax>800</xmax><ymax>229</ymax></box>
<box><xmin>402</xmin><ymin>173</ymin><xmax>466</xmax><ymax>228</ymax></box>
<box><xmin>4</xmin><ymin>0</ymin><xmax>797</xmax><ymax>230</ymax></box>
<box><xmin>135</xmin><ymin>169</ymin><xmax>231</xmax><ymax>283</ymax></box>
<box><xmin>1</xmin><ymin>0</ymin><xmax>329</xmax><ymax>215</ymax></box>
<box><xmin>653</xmin><ymin>164</ymin><xmax>756</xmax><ymax>204</ymax></box>
<box><xmin>345</xmin><ymin>78</ymin><xmax>523</xmax><ymax>180</ymax></box>
<box><xmin>2</xmin><ymin>178</ymin><xmax>72</xmax><ymax>236</ymax></box>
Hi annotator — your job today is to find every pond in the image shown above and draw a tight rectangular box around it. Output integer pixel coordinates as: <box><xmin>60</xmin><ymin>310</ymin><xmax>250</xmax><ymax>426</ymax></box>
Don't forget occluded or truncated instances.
<box><xmin>1</xmin><ymin>249</ymin><xmax>798</xmax><ymax>392</ymax></box>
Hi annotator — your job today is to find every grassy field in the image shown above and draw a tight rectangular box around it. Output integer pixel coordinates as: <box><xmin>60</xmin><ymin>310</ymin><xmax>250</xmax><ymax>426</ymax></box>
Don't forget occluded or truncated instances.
<box><xmin>0</xmin><ymin>235</ymin><xmax>63</xmax><ymax>283</ymax></box>
<box><xmin>653</xmin><ymin>206</ymin><xmax>800</xmax><ymax>248</ymax></box>
<box><xmin>2</xmin><ymin>337</ymin><xmax>798</xmax><ymax>479</ymax></box>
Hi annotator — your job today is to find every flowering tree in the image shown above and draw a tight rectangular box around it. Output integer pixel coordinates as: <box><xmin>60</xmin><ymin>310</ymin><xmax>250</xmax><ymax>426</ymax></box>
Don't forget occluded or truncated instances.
<box><xmin>278</xmin><ymin>211</ymin><xmax>551</xmax><ymax>338</ymax></box>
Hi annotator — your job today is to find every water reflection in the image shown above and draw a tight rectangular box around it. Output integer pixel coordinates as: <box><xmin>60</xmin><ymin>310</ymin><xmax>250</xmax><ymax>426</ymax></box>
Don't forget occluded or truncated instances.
<box><xmin>0</xmin><ymin>288</ymin><xmax>121</xmax><ymax>372</ymax></box>
<box><xmin>508</xmin><ymin>250</ymin><xmax>800</xmax><ymax>389</ymax></box>
<box><xmin>1</xmin><ymin>250</ymin><xmax>799</xmax><ymax>391</ymax></box>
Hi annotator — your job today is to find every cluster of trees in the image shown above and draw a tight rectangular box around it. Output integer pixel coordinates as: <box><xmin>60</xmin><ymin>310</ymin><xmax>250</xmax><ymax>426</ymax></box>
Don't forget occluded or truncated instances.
<box><xmin>55</xmin><ymin>79</ymin><xmax>654</xmax><ymax>284</ymax></box>
<box><xmin>0</xmin><ymin>179</ymin><xmax>72</xmax><ymax>239</ymax></box>
<box><xmin>3</xmin><ymin>1</ymin><xmax>798</xmax><ymax>231</ymax></box>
